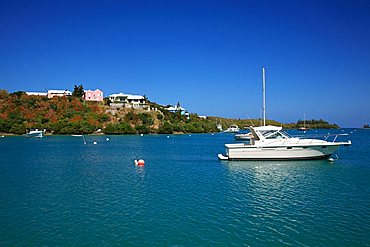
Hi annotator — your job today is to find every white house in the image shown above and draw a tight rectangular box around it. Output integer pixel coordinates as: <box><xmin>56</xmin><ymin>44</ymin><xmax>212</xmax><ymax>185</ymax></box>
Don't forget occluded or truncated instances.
<box><xmin>109</xmin><ymin>93</ymin><xmax>147</xmax><ymax>109</ymax></box>
<box><xmin>26</xmin><ymin>92</ymin><xmax>47</xmax><ymax>96</ymax></box>
<box><xmin>47</xmin><ymin>90</ymin><xmax>72</xmax><ymax>98</ymax></box>
<box><xmin>166</xmin><ymin>104</ymin><xmax>190</xmax><ymax>119</ymax></box>
<box><xmin>166</xmin><ymin>105</ymin><xmax>186</xmax><ymax>114</ymax></box>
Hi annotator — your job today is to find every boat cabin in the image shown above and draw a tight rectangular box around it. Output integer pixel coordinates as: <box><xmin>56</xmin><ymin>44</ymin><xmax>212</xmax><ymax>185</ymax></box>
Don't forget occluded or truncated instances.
<box><xmin>249</xmin><ymin>125</ymin><xmax>292</xmax><ymax>141</ymax></box>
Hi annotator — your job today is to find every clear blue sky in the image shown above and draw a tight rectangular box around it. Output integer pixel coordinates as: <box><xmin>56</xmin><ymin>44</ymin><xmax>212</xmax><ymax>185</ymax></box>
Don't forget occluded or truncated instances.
<box><xmin>1</xmin><ymin>0</ymin><xmax>369</xmax><ymax>127</ymax></box>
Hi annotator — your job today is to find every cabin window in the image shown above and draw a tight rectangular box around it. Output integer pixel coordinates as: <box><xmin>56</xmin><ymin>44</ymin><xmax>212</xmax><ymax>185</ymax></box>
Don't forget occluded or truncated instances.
<box><xmin>260</xmin><ymin>130</ymin><xmax>276</xmax><ymax>137</ymax></box>
<box><xmin>287</xmin><ymin>147</ymin><xmax>292</xmax><ymax>149</ymax></box>
<box><xmin>281</xmin><ymin>130</ymin><xmax>292</xmax><ymax>138</ymax></box>
<box><xmin>266</xmin><ymin>131</ymin><xmax>286</xmax><ymax>139</ymax></box>
<box><xmin>322</xmin><ymin>146</ymin><xmax>327</xmax><ymax>148</ymax></box>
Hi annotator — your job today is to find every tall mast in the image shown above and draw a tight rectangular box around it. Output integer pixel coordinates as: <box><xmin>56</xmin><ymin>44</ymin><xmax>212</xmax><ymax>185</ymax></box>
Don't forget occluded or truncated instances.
<box><xmin>260</xmin><ymin>109</ymin><xmax>262</xmax><ymax>126</ymax></box>
<box><xmin>262</xmin><ymin>67</ymin><xmax>266</xmax><ymax>126</ymax></box>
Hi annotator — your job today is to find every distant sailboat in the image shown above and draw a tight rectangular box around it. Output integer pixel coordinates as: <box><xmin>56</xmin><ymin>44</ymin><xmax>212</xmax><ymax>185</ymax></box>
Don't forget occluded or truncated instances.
<box><xmin>299</xmin><ymin>113</ymin><xmax>309</xmax><ymax>131</ymax></box>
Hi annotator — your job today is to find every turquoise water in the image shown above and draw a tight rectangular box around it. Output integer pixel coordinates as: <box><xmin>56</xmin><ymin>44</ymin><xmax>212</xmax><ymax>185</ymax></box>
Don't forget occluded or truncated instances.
<box><xmin>0</xmin><ymin>129</ymin><xmax>369</xmax><ymax>246</ymax></box>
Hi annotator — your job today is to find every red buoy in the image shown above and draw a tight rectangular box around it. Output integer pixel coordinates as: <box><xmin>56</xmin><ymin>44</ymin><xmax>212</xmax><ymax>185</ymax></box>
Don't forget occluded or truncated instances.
<box><xmin>135</xmin><ymin>159</ymin><xmax>145</xmax><ymax>166</ymax></box>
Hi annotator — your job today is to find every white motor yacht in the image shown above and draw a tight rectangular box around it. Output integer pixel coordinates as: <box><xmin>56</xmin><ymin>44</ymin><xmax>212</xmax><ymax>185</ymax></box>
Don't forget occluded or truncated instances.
<box><xmin>218</xmin><ymin>68</ymin><xmax>351</xmax><ymax>161</ymax></box>
<box><xmin>224</xmin><ymin>125</ymin><xmax>240</xmax><ymax>133</ymax></box>
<box><xmin>219</xmin><ymin>125</ymin><xmax>351</xmax><ymax>160</ymax></box>
<box><xmin>234</xmin><ymin>132</ymin><xmax>253</xmax><ymax>140</ymax></box>
<box><xmin>25</xmin><ymin>129</ymin><xmax>45</xmax><ymax>138</ymax></box>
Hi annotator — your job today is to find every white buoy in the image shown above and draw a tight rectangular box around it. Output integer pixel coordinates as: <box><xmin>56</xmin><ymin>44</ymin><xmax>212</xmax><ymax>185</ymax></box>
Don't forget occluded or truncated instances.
<box><xmin>189</xmin><ymin>134</ymin><xmax>191</xmax><ymax>136</ymax></box>
<box><xmin>93</xmin><ymin>141</ymin><xmax>97</xmax><ymax>145</ymax></box>
<box><xmin>106</xmin><ymin>138</ymin><xmax>109</xmax><ymax>141</ymax></box>
<box><xmin>84</xmin><ymin>141</ymin><xmax>87</xmax><ymax>144</ymax></box>
<box><xmin>140</xmin><ymin>134</ymin><xmax>144</xmax><ymax>136</ymax></box>
<box><xmin>1</xmin><ymin>135</ymin><xmax>4</xmax><ymax>138</ymax></box>
<box><xmin>167</xmin><ymin>136</ymin><xmax>169</xmax><ymax>138</ymax></box>
<box><xmin>328</xmin><ymin>158</ymin><xmax>334</xmax><ymax>162</ymax></box>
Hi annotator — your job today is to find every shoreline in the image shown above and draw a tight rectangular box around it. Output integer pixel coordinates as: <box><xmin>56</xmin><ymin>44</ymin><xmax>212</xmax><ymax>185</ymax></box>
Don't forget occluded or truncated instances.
<box><xmin>0</xmin><ymin>127</ymin><xmax>360</xmax><ymax>137</ymax></box>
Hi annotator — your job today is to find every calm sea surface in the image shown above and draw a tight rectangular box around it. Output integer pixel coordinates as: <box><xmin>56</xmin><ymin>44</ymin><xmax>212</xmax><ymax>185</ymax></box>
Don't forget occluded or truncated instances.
<box><xmin>0</xmin><ymin>129</ymin><xmax>369</xmax><ymax>246</ymax></box>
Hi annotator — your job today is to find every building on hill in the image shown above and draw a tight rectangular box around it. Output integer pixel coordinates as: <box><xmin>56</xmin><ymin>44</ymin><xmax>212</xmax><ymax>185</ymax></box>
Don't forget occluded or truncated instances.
<box><xmin>109</xmin><ymin>93</ymin><xmax>148</xmax><ymax>109</ymax></box>
<box><xmin>84</xmin><ymin>89</ymin><xmax>103</xmax><ymax>102</ymax></box>
<box><xmin>166</xmin><ymin>104</ymin><xmax>190</xmax><ymax>119</ymax></box>
<box><xmin>47</xmin><ymin>90</ymin><xmax>72</xmax><ymax>98</ymax></box>
<box><xmin>26</xmin><ymin>92</ymin><xmax>47</xmax><ymax>96</ymax></box>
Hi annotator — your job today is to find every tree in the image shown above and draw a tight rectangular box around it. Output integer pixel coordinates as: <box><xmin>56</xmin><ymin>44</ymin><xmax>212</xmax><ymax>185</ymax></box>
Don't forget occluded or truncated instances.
<box><xmin>10</xmin><ymin>91</ymin><xmax>25</xmax><ymax>97</ymax></box>
<box><xmin>72</xmin><ymin>84</ymin><xmax>84</xmax><ymax>97</ymax></box>
<box><xmin>0</xmin><ymin>90</ymin><xmax>8</xmax><ymax>99</ymax></box>
<box><xmin>104</xmin><ymin>122</ymin><xmax>136</xmax><ymax>134</ymax></box>
<box><xmin>135</xmin><ymin>124</ymin><xmax>151</xmax><ymax>134</ymax></box>
<box><xmin>158</xmin><ymin>121</ymin><xmax>174</xmax><ymax>134</ymax></box>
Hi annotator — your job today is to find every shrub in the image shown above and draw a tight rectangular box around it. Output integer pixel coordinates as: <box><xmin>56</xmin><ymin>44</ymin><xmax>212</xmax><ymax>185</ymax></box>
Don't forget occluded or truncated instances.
<box><xmin>135</xmin><ymin>124</ymin><xmax>151</xmax><ymax>134</ymax></box>
<box><xmin>104</xmin><ymin>122</ymin><xmax>136</xmax><ymax>134</ymax></box>
<box><xmin>157</xmin><ymin>121</ymin><xmax>173</xmax><ymax>134</ymax></box>
<box><xmin>138</xmin><ymin>113</ymin><xmax>154</xmax><ymax>125</ymax></box>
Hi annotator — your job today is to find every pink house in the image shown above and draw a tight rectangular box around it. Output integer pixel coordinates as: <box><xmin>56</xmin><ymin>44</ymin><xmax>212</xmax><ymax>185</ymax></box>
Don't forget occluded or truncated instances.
<box><xmin>84</xmin><ymin>89</ymin><xmax>103</xmax><ymax>102</ymax></box>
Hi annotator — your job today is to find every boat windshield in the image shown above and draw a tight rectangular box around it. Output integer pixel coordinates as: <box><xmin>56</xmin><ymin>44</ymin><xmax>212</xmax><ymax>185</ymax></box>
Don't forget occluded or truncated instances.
<box><xmin>259</xmin><ymin>130</ymin><xmax>276</xmax><ymax>137</ymax></box>
<box><xmin>264</xmin><ymin>130</ymin><xmax>291</xmax><ymax>139</ymax></box>
<box><xmin>281</xmin><ymin>130</ymin><xmax>292</xmax><ymax>138</ymax></box>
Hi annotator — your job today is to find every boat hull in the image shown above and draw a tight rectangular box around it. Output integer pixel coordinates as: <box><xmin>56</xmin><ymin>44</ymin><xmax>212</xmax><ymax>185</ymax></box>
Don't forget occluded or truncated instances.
<box><xmin>223</xmin><ymin>144</ymin><xmax>340</xmax><ymax>161</ymax></box>
<box><xmin>25</xmin><ymin>131</ymin><xmax>44</xmax><ymax>138</ymax></box>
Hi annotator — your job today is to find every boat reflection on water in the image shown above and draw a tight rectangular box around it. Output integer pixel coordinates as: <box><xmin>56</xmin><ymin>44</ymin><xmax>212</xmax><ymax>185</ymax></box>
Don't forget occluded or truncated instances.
<box><xmin>221</xmin><ymin>159</ymin><xmax>333</xmax><ymax>193</ymax></box>
<box><xmin>222</xmin><ymin>157</ymin><xmax>332</xmax><ymax>168</ymax></box>
<box><xmin>220</xmin><ymin>159</ymin><xmax>336</xmax><ymax>220</ymax></box>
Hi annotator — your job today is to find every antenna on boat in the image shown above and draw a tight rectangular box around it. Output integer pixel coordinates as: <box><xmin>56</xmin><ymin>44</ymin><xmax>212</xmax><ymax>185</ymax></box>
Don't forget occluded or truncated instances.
<box><xmin>247</xmin><ymin>114</ymin><xmax>255</xmax><ymax>127</ymax></box>
<box><xmin>262</xmin><ymin>67</ymin><xmax>266</xmax><ymax>126</ymax></box>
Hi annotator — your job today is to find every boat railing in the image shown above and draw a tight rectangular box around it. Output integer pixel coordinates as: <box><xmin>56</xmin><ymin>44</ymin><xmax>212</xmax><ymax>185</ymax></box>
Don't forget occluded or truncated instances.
<box><xmin>292</xmin><ymin>133</ymin><xmax>349</xmax><ymax>143</ymax></box>
<box><xmin>265</xmin><ymin>133</ymin><xmax>349</xmax><ymax>145</ymax></box>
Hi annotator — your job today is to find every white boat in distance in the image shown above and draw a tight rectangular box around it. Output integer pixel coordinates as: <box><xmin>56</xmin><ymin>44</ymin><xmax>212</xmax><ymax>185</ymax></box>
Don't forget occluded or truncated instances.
<box><xmin>218</xmin><ymin>68</ymin><xmax>351</xmax><ymax>161</ymax></box>
<box><xmin>25</xmin><ymin>129</ymin><xmax>45</xmax><ymax>138</ymax></box>
<box><xmin>234</xmin><ymin>132</ymin><xmax>253</xmax><ymax>140</ymax></box>
<box><xmin>224</xmin><ymin>125</ymin><xmax>240</xmax><ymax>133</ymax></box>
<box><xmin>298</xmin><ymin>113</ymin><xmax>309</xmax><ymax>131</ymax></box>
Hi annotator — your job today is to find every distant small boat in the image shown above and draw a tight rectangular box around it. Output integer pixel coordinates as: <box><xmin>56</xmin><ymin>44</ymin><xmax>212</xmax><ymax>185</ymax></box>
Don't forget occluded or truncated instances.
<box><xmin>224</xmin><ymin>125</ymin><xmax>240</xmax><ymax>133</ymax></box>
<box><xmin>298</xmin><ymin>113</ymin><xmax>309</xmax><ymax>131</ymax></box>
<box><xmin>25</xmin><ymin>129</ymin><xmax>45</xmax><ymax>138</ymax></box>
<box><xmin>71</xmin><ymin>134</ymin><xmax>83</xmax><ymax>137</ymax></box>
<box><xmin>234</xmin><ymin>132</ymin><xmax>253</xmax><ymax>140</ymax></box>
<box><xmin>216</xmin><ymin>123</ymin><xmax>223</xmax><ymax>131</ymax></box>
